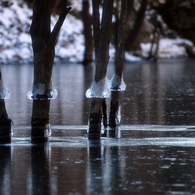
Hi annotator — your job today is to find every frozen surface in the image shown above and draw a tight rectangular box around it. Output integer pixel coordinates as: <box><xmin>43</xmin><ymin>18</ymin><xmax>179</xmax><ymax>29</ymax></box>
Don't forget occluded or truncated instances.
<box><xmin>86</xmin><ymin>78</ymin><xmax>111</xmax><ymax>98</ymax></box>
<box><xmin>2</xmin><ymin>125</ymin><xmax>195</xmax><ymax>195</ymax></box>
<box><xmin>2</xmin><ymin>59</ymin><xmax>195</xmax><ymax>127</ymax></box>
<box><xmin>1</xmin><ymin>60</ymin><xmax>195</xmax><ymax>194</ymax></box>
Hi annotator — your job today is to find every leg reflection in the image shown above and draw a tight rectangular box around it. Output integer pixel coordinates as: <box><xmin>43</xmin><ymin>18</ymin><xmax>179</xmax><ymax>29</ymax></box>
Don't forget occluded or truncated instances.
<box><xmin>31</xmin><ymin>100</ymin><xmax>51</xmax><ymax>142</ymax></box>
<box><xmin>88</xmin><ymin>140</ymin><xmax>123</xmax><ymax>194</ymax></box>
<box><xmin>88</xmin><ymin>140</ymin><xmax>103</xmax><ymax>194</ymax></box>
<box><xmin>102</xmin><ymin>126</ymin><xmax>121</xmax><ymax>138</ymax></box>
<box><xmin>31</xmin><ymin>143</ymin><xmax>51</xmax><ymax>195</ymax></box>
<box><xmin>0</xmin><ymin>146</ymin><xmax>11</xmax><ymax>194</ymax></box>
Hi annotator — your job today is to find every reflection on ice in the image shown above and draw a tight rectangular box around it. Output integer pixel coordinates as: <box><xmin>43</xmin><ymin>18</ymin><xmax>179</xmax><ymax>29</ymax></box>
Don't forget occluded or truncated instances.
<box><xmin>0</xmin><ymin>83</ymin><xmax>10</xmax><ymax>99</ymax></box>
<box><xmin>86</xmin><ymin>78</ymin><xmax>111</xmax><ymax>98</ymax></box>
<box><xmin>27</xmin><ymin>86</ymin><xmax>58</xmax><ymax>100</ymax></box>
<box><xmin>110</xmin><ymin>74</ymin><xmax>126</xmax><ymax>91</ymax></box>
<box><xmin>2</xmin><ymin>59</ymin><xmax>195</xmax><ymax>194</ymax></box>
<box><xmin>102</xmin><ymin>126</ymin><xmax>121</xmax><ymax>138</ymax></box>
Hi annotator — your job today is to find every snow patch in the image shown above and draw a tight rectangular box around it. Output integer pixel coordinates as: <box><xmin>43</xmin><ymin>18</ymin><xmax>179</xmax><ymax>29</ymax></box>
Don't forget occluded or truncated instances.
<box><xmin>141</xmin><ymin>38</ymin><xmax>193</xmax><ymax>59</ymax></box>
<box><xmin>125</xmin><ymin>52</ymin><xmax>143</xmax><ymax>63</ymax></box>
<box><xmin>0</xmin><ymin>0</ymin><xmax>84</xmax><ymax>64</ymax></box>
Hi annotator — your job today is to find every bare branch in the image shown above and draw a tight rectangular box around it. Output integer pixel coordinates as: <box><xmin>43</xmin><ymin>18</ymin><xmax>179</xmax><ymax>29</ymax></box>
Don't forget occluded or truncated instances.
<box><xmin>95</xmin><ymin>0</ymin><xmax>114</xmax><ymax>82</ymax></box>
<box><xmin>115</xmin><ymin>0</ymin><xmax>128</xmax><ymax>77</ymax></box>
<box><xmin>49</xmin><ymin>0</ymin><xmax>72</xmax><ymax>46</ymax></box>
<box><xmin>92</xmin><ymin>0</ymin><xmax>100</xmax><ymax>60</ymax></box>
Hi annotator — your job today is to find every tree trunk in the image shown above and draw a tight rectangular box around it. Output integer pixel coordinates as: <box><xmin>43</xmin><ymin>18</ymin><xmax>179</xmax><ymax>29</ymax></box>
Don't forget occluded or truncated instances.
<box><xmin>82</xmin><ymin>0</ymin><xmax>94</xmax><ymax>65</ymax></box>
<box><xmin>126</xmin><ymin>0</ymin><xmax>134</xmax><ymax>26</ymax></box>
<box><xmin>31</xmin><ymin>100</ymin><xmax>51</xmax><ymax>142</ymax></box>
<box><xmin>147</xmin><ymin>14</ymin><xmax>162</xmax><ymax>61</ymax></box>
<box><xmin>115</xmin><ymin>0</ymin><xmax>128</xmax><ymax>79</ymax></box>
<box><xmin>94</xmin><ymin>0</ymin><xmax>114</xmax><ymax>83</ymax></box>
<box><xmin>30</xmin><ymin>0</ymin><xmax>53</xmax><ymax>97</ymax></box>
<box><xmin>92</xmin><ymin>0</ymin><xmax>100</xmax><ymax>63</ymax></box>
<box><xmin>125</xmin><ymin>0</ymin><xmax>147</xmax><ymax>51</ymax></box>
<box><xmin>30</xmin><ymin>0</ymin><xmax>71</xmax><ymax>141</ymax></box>
<box><xmin>89</xmin><ymin>0</ymin><xmax>114</xmax><ymax>139</ymax></box>
<box><xmin>109</xmin><ymin>0</ymin><xmax>128</xmax><ymax>126</ymax></box>
<box><xmin>30</xmin><ymin>0</ymin><xmax>71</xmax><ymax>99</ymax></box>
<box><xmin>113</xmin><ymin>0</ymin><xmax>120</xmax><ymax>60</ymax></box>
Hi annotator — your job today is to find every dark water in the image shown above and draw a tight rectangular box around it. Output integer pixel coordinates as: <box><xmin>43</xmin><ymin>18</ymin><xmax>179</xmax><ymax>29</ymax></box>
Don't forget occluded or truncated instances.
<box><xmin>1</xmin><ymin>59</ymin><xmax>195</xmax><ymax>194</ymax></box>
<box><xmin>2</xmin><ymin>140</ymin><xmax>195</xmax><ymax>195</ymax></box>
<box><xmin>2</xmin><ymin>58</ymin><xmax>195</xmax><ymax>127</ymax></box>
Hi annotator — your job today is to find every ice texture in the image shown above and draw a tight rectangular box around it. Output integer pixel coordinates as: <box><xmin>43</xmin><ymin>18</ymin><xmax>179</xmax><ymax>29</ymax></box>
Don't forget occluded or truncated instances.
<box><xmin>27</xmin><ymin>84</ymin><xmax>58</xmax><ymax>100</ymax></box>
<box><xmin>0</xmin><ymin>82</ymin><xmax>10</xmax><ymax>99</ymax></box>
<box><xmin>86</xmin><ymin>78</ymin><xmax>111</xmax><ymax>98</ymax></box>
<box><xmin>110</xmin><ymin>74</ymin><xmax>126</xmax><ymax>91</ymax></box>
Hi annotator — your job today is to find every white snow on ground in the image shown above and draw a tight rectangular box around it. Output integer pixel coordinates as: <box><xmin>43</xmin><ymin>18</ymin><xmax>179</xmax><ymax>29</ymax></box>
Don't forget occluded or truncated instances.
<box><xmin>141</xmin><ymin>38</ymin><xmax>194</xmax><ymax>59</ymax></box>
<box><xmin>53</xmin><ymin>13</ymin><xmax>84</xmax><ymax>62</ymax></box>
<box><xmin>0</xmin><ymin>1</ymin><xmax>32</xmax><ymax>63</ymax></box>
<box><xmin>0</xmin><ymin>0</ymin><xmax>194</xmax><ymax>64</ymax></box>
<box><xmin>125</xmin><ymin>52</ymin><xmax>143</xmax><ymax>63</ymax></box>
<box><xmin>0</xmin><ymin>0</ymin><xmax>84</xmax><ymax>64</ymax></box>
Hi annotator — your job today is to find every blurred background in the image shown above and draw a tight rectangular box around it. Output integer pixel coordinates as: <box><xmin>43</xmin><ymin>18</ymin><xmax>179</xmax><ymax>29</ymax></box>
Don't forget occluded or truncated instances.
<box><xmin>1</xmin><ymin>0</ymin><xmax>195</xmax><ymax>64</ymax></box>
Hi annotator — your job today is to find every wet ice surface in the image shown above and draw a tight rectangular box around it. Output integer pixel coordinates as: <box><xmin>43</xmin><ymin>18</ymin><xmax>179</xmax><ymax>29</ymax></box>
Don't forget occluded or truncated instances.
<box><xmin>2</xmin><ymin>59</ymin><xmax>195</xmax><ymax>194</ymax></box>
<box><xmin>4</xmin><ymin>127</ymin><xmax>195</xmax><ymax>195</ymax></box>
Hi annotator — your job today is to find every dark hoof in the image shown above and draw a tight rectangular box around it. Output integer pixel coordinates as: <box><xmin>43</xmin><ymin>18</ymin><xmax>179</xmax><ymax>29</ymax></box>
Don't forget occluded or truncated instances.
<box><xmin>31</xmin><ymin>124</ymin><xmax>51</xmax><ymax>143</ymax></box>
<box><xmin>31</xmin><ymin>136</ymin><xmax>49</xmax><ymax>143</ymax></box>
<box><xmin>32</xmin><ymin>94</ymin><xmax>52</xmax><ymax>100</ymax></box>
<box><xmin>0</xmin><ymin>117</ymin><xmax>12</xmax><ymax>143</ymax></box>
<box><xmin>0</xmin><ymin>137</ymin><xmax>11</xmax><ymax>144</ymax></box>
<box><xmin>88</xmin><ymin>124</ymin><xmax>101</xmax><ymax>140</ymax></box>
